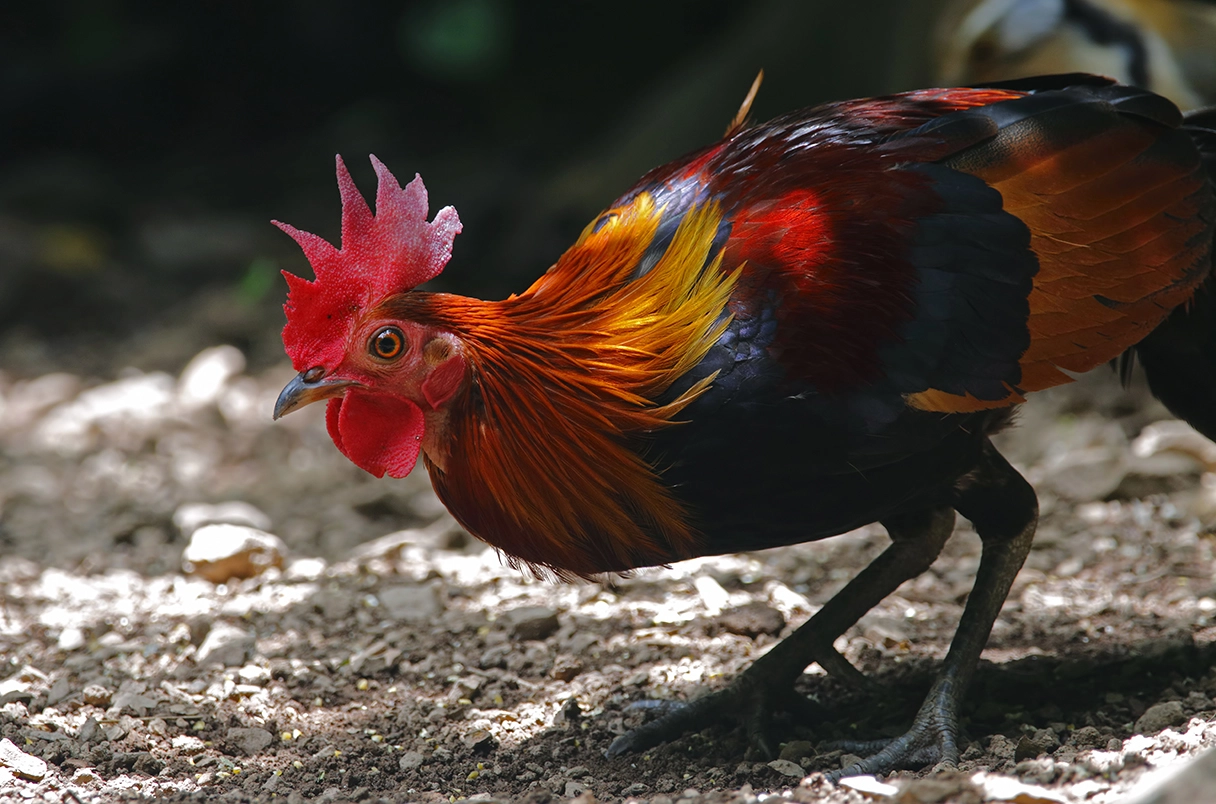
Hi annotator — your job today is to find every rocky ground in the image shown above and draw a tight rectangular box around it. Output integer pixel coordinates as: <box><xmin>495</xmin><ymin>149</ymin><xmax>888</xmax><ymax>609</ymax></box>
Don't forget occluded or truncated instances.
<box><xmin>1</xmin><ymin>343</ymin><xmax>1216</xmax><ymax>804</ymax></box>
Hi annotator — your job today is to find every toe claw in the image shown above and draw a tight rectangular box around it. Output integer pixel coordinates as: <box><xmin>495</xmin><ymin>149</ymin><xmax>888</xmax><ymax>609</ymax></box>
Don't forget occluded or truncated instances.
<box><xmin>606</xmin><ymin>698</ymin><xmax>708</xmax><ymax>758</ymax></box>
<box><xmin>827</xmin><ymin>725</ymin><xmax>954</xmax><ymax>781</ymax></box>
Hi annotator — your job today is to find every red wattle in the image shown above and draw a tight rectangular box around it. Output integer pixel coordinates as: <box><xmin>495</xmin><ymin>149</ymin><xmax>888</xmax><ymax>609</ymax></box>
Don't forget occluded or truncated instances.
<box><xmin>325</xmin><ymin>397</ymin><xmax>346</xmax><ymax>454</ymax></box>
<box><xmin>325</xmin><ymin>390</ymin><xmax>424</xmax><ymax>479</ymax></box>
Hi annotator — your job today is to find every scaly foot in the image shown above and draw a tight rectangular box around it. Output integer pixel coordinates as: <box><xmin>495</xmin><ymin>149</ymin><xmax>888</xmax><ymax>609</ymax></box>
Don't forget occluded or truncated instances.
<box><xmin>827</xmin><ymin>675</ymin><xmax>961</xmax><ymax>780</ymax></box>
<box><xmin>606</xmin><ymin>675</ymin><xmax>826</xmax><ymax>759</ymax></box>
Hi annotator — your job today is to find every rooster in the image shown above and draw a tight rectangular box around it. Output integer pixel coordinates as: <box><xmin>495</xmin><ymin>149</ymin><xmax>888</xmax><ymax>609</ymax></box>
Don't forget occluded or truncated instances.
<box><xmin>273</xmin><ymin>74</ymin><xmax>1216</xmax><ymax>777</ymax></box>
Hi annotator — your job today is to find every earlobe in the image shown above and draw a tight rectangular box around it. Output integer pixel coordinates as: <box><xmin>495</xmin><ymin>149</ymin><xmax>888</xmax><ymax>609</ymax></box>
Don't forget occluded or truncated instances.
<box><xmin>422</xmin><ymin>353</ymin><xmax>466</xmax><ymax>410</ymax></box>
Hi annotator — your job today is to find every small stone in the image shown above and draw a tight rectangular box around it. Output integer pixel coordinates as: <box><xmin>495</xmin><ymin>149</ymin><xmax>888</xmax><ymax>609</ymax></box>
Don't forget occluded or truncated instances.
<box><xmin>172</xmin><ymin>735</ymin><xmax>206</xmax><ymax>755</ymax></box>
<box><xmin>961</xmin><ymin>742</ymin><xmax>986</xmax><ymax>761</ymax></box>
<box><xmin>108</xmin><ymin>680</ymin><xmax>159</xmax><ymax>716</ymax></box>
<box><xmin>226</xmin><ymin>727</ymin><xmax>273</xmax><ymax>756</ymax></box>
<box><xmin>899</xmin><ymin>775</ymin><xmax>981</xmax><ymax>803</ymax></box>
<box><xmin>839</xmin><ymin>753</ymin><xmax>864</xmax><ymax>770</ymax></box>
<box><xmin>975</xmin><ymin>773</ymin><xmax>1067</xmax><ymax>804</ymax></box>
<box><xmin>1015</xmin><ymin>757</ymin><xmax>1061</xmax><ymax>785</ymax></box>
<box><xmin>57</xmin><ymin>627</ymin><xmax>86</xmax><ymax>652</ymax></box>
<box><xmin>564</xmin><ymin>780</ymin><xmax>588</xmax><ymax>798</ymax></box>
<box><xmin>1015</xmin><ymin>735</ymin><xmax>1042</xmax><ymax>761</ymax></box>
<box><xmin>0</xmin><ymin>672</ymin><xmax>38</xmax><ymax>708</ymax></box>
<box><xmin>989</xmin><ymin>734</ymin><xmax>1017</xmax><ymax>761</ymax></box>
<box><xmin>501</xmin><ymin>606</ymin><xmax>559</xmax><ymax>641</ymax></box>
<box><xmin>238</xmin><ymin>664</ymin><xmax>271</xmax><ymax>685</ymax></box>
<box><xmin>0</xmin><ymin>690</ymin><xmax>32</xmax><ymax>706</ymax></box>
<box><xmin>285</xmin><ymin>557</ymin><xmax>327</xmax><ymax>581</ymax></box>
<box><xmin>111</xmin><ymin>751</ymin><xmax>163</xmax><ymax>776</ymax></box>
<box><xmin>173</xmin><ymin>500</ymin><xmax>271</xmax><ymax>538</ymax></box>
<box><xmin>0</xmin><ymin>737</ymin><xmax>48</xmax><ymax>780</ymax></box>
<box><xmin>1133</xmin><ymin>420</ymin><xmax>1216</xmax><ymax>467</ymax></box>
<box><xmin>1</xmin><ymin>664</ymin><xmax>47</xmax><ymax>691</ymax></box>
<box><xmin>78</xmin><ymin>717</ymin><xmax>102</xmax><ymax>743</ymax></box>
<box><xmin>462</xmin><ymin>728</ymin><xmax>497</xmax><ymax>754</ymax></box>
<box><xmin>622</xmin><ymin>782</ymin><xmax>649</xmax><ymax>796</ymax></box>
<box><xmin>553</xmin><ymin>696</ymin><xmax>582</xmax><ymax>726</ymax></box>
<box><xmin>479</xmin><ymin>645</ymin><xmax>509</xmax><ymax>669</ymax></box>
<box><xmin>767</xmin><ymin>758</ymin><xmax>805</xmax><ymax>778</ymax></box>
<box><xmin>71</xmin><ymin>767</ymin><xmax>101</xmax><ymax>785</ymax></box>
<box><xmin>81</xmin><ymin>684</ymin><xmax>112</xmax><ymax>707</ymax></box>
<box><xmin>177</xmin><ymin>345</ymin><xmax>245</xmax><ymax>408</ymax></box>
<box><xmin>838</xmin><ymin>774</ymin><xmax>899</xmax><ymax>798</ymax></box>
<box><xmin>1032</xmin><ymin>728</ymin><xmax>1061</xmax><ymax>754</ymax></box>
<box><xmin>398</xmin><ymin>751</ymin><xmax>425</xmax><ymax>771</ymax></box>
<box><xmin>196</xmin><ymin>623</ymin><xmax>256</xmax><ymax>667</ymax></box>
<box><xmin>35</xmin><ymin>372</ymin><xmax>175</xmax><ymax>455</ymax></box>
<box><xmin>1042</xmin><ymin>446</ymin><xmax>1127</xmax><ymax>502</ymax></box>
<box><xmin>182</xmin><ymin>524</ymin><xmax>285</xmax><ymax>583</ymax></box>
<box><xmin>46</xmin><ymin>676</ymin><xmax>71</xmax><ymax>706</ymax></box>
<box><xmin>1069</xmin><ymin>725</ymin><xmax>1106</xmax><ymax>749</ymax></box>
<box><xmin>1135</xmin><ymin>700</ymin><xmax>1187</xmax><ymax>734</ymax></box>
<box><xmin>1186</xmin><ymin>690</ymin><xmax>1212</xmax><ymax>711</ymax></box>
<box><xmin>694</xmin><ymin>575</ymin><xmax>730</xmax><ymax>614</ymax></box>
<box><xmin>2</xmin><ymin>373</ymin><xmax>81</xmax><ymax>432</ymax></box>
<box><xmin>779</xmin><ymin>740</ymin><xmax>816</xmax><ymax>763</ymax></box>
<box><xmin>720</xmin><ymin>603</ymin><xmax>786</xmax><ymax>638</ymax></box>
<box><xmin>378</xmin><ymin>584</ymin><xmax>442</xmax><ymax>622</ymax></box>
<box><xmin>551</xmin><ymin>655</ymin><xmax>584</xmax><ymax>681</ymax></box>
<box><xmin>1186</xmin><ymin>476</ymin><xmax>1216</xmax><ymax>527</ymax></box>
<box><xmin>312</xmin><ymin>588</ymin><xmax>353</xmax><ymax>620</ymax></box>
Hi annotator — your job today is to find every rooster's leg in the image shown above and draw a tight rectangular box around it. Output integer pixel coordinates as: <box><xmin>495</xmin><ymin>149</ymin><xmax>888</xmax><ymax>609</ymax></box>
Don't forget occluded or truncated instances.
<box><xmin>832</xmin><ymin>440</ymin><xmax>1037</xmax><ymax>779</ymax></box>
<box><xmin>605</xmin><ymin>504</ymin><xmax>956</xmax><ymax>759</ymax></box>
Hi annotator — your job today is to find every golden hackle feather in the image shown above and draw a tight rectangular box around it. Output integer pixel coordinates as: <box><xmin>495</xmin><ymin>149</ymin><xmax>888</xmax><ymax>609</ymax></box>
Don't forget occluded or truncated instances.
<box><xmin>398</xmin><ymin>193</ymin><xmax>739</xmax><ymax>577</ymax></box>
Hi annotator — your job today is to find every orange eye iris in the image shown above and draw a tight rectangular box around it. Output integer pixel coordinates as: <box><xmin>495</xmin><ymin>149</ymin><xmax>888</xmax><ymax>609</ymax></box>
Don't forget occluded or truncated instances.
<box><xmin>370</xmin><ymin>327</ymin><xmax>406</xmax><ymax>360</ymax></box>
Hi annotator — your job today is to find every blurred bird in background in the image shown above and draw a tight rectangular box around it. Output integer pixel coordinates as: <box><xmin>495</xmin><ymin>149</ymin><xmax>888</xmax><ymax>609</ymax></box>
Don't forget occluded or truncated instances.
<box><xmin>937</xmin><ymin>0</ymin><xmax>1216</xmax><ymax>108</ymax></box>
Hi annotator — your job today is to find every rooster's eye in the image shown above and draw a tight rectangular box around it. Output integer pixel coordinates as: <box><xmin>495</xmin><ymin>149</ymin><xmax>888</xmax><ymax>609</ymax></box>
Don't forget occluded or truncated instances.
<box><xmin>369</xmin><ymin>327</ymin><xmax>406</xmax><ymax>361</ymax></box>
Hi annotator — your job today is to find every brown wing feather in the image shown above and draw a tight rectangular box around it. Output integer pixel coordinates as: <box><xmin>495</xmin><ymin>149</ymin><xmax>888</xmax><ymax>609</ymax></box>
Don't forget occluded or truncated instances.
<box><xmin>922</xmin><ymin>89</ymin><xmax>1212</xmax><ymax>407</ymax></box>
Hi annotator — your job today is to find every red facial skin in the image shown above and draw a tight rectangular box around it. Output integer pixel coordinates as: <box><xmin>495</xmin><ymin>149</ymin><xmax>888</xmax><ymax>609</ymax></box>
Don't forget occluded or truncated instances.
<box><xmin>313</xmin><ymin>318</ymin><xmax>467</xmax><ymax>478</ymax></box>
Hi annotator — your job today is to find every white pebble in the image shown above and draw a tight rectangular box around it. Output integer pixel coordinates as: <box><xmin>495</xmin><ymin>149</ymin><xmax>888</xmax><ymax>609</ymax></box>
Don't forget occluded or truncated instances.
<box><xmin>178</xmin><ymin>345</ymin><xmax>246</xmax><ymax>409</ymax></box>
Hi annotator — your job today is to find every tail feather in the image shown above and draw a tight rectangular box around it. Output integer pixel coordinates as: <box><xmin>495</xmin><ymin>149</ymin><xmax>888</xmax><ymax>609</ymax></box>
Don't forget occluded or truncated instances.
<box><xmin>1134</xmin><ymin>107</ymin><xmax>1216</xmax><ymax>440</ymax></box>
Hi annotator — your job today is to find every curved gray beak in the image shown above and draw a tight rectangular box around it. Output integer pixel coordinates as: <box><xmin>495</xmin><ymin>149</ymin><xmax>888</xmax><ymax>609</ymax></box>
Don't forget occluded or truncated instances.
<box><xmin>273</xmin><ymin>370</ymin><xmax>359</xmax><ymax>420</ymax></box>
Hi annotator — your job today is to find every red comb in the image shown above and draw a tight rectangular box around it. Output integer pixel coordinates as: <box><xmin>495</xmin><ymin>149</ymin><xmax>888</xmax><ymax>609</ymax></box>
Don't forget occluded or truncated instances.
<box><xmin>275</xmin><ymin>155</ymin><xmax>462</xmax><ymax>370</ymax></box>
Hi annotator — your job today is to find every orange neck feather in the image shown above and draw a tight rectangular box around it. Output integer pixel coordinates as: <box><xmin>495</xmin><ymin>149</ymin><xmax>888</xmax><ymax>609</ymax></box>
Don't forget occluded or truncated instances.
<box><xmin>395</xmin><ymin>194</ymin><xmax>738</xmax><ymax>577</ymax></box>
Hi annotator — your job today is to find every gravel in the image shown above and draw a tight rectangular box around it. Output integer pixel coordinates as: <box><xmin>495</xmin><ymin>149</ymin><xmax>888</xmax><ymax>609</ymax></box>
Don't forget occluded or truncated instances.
<box><xmin>0</xmin><ymin>347</ymin><xmax>1214</xmax><ymax>802</ymax></box>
